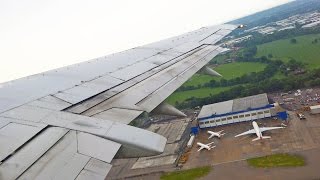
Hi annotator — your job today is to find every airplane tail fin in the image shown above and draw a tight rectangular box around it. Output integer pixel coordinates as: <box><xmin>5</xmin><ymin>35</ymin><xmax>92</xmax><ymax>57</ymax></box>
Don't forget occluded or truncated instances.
<box><xmin>209</xmin><ymin>145</ymin><xmax>216</xmax><ymax>150</ymax></box>
<box><xmin>252</xmin><ymin>137</ymin><xmax>261</xmax><ymax>141</ymax></box>
<box><xmin>252</xmin><ymin>136</ymin><xmax>271</xmax><ymax>141</ymax></box>
<box><xmin>220</xmin><ymin>133</ymin><xmax>226</xmax><ymax>137</ymax></box>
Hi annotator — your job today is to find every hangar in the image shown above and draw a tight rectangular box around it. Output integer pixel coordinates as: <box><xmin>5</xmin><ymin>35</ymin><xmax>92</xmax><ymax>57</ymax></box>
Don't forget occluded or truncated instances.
<box><xmin>198</xmin><ymin>93</ymin><xmax>275</xmax><ymax>128</ymax></box>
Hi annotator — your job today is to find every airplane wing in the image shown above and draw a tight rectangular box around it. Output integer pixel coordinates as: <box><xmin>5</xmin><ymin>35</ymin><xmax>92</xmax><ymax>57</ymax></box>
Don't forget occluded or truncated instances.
<box><xmin>198</xmin><ymin>146</ymin><xmax>206</xmax><ymax>152</ymax></box>
<box><xmin>0</xmin><ymin>24</ymin><xmax>238</xmax><ymax>179</ymax></box>
<box><xmin>260</xmin><ymin>127</ymin><xmax>284</xmax><ymax>132</ymax></box>
<box><xmin>234</xmin><ymin>129</ymin><xmax>256</xmax><ymax>137</ymax></box>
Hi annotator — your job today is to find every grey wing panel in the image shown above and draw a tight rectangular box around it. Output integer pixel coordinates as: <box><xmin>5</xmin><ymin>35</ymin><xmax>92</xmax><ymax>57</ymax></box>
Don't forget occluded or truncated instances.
<box><xmin>0</xmin><ymin>127</ymin><xmax>68</xmax><ymax>180</ymax></box>
<box><xmin>27</xmin><ymin>95</ymin><xmax>72</xmax><ymax>111</ymax></box>
<box><xmin>0</xmin><ymin>120</ymin><xmax>47</xmax><ymax>162</ymax></box>
<box><xmin>0</xmin><ymin>24</ymin><xmax>237</xmax><ymax>115</ymax></box>
<box><xmin>0</xmin><ymin>127</ymin><xmax>120</xmax><ymax>180</ymax></box>
<box><xmin>76</xmin><ymin>158</ymin><xmax>112</xmax><ymax>180</ymax></box>
<box><xmin>79</xmin><ymin>45</ymin><xmax>224</xmax><ymax>117</ymax></box>
<box><xmin>92</xmin><ymin>108</ymin><xmax>143</xmax><ymax>124</ymax></box>
<box><xmin>17</xmin><ymin>131</ymin><xmax>91</xmax><ymax>180</ymax></box>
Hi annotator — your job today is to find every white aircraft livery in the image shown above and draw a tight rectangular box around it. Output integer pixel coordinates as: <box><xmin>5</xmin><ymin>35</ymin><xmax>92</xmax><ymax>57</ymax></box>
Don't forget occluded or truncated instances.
<box><xmin>235</xmin><ymin>121</ymin><xmax>284</xmax><ymax>141</ymax></box>
<box><xmin>197</xmin><ymin>142</ymin><xmax>216</xmax><ymax>151</ymax></box>
<box><xmin>208</xmin><ymin>130</ymin><xmax>225</xmax><ymax>139</ymax></box>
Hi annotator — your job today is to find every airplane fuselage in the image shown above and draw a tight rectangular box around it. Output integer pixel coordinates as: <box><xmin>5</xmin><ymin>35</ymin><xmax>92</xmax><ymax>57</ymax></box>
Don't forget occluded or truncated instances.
<box><xmin>252</xmin><ymin>121</ymin><xmax>262</xmax><ymax>139</ymax></box>
<box><xmin>197</xmin><ymin>142</ymin><xmax>210</xmax><ymax>150</ymax></box>
<box><xmin>208</xmin><ymin>131</ymin><xmax>220</xmax><ymax>138</ymax></box>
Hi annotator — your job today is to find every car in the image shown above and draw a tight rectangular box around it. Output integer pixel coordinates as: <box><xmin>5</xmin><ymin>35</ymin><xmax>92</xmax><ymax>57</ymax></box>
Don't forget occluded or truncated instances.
<box><xmin>296</xmin><ymin>113</ymin><xmax>306</xmax><ymax>120</ymax></box>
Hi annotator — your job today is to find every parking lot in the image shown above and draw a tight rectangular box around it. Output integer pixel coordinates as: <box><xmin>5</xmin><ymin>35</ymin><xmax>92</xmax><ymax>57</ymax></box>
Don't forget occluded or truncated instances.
<box><xmin>269</xmin><ymin>88</ymin><xmax>320</xmax><ymax>111</ymax></box>
<box><xmin>183</xmin><ymin>111</ymin><xmax>320</xmax><ymax>169</ymax></box>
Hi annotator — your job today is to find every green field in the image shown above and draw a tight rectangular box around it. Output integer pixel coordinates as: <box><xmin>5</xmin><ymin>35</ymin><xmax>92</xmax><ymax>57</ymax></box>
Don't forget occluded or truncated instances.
<box><xmin>183</xmin><ymin>62</ymin><xmax>267</xmax><ymax>87</ymax></box>
<box><xmin>160</xmin><ymin>166</ymin><xmax>211</xmax><ymax>180</ymax></box>
<box><xmin>247</xmin><ymin>153</ymin><xmax>305</xmax><ymax>168</ymax></box>
<box><xmin>271</xmin><ymin>70</ymin><xmax>286</xmax><ymax>80</ymax></box>
<box><xmin>166</xmin><ymin>86</ymin><xmax>232</xmax><ymax>105</ymax></box>
<box><xmin>256</xmin><ymin>33</ymin><xmax>320</xmax><ymax>69</ymax></box>
<box><xmin>211</xmin><ymin>54</ymin><xmax>228</xmax><ymax>64</ymax></box>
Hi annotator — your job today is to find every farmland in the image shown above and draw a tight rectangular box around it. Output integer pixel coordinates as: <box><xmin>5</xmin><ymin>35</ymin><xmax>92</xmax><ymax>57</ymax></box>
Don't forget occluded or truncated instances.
<box><xmin>183</xmin><ymin>62</ymin><xmax>267</xmax><ymax>87</ymax></box>
<box><xmin>166</xmin><ymin>86</ymin><xmax>232</xmax><ymax>105</ymax></box>
<box><xmin>167</xmin><ymin>62</ymin><xmax>266</xmax><ymax>104</ymax></box>
<box><xmin>256</xmin><ymin>33</ymin><xmax>320</xmax><ymax>69</ymax></box>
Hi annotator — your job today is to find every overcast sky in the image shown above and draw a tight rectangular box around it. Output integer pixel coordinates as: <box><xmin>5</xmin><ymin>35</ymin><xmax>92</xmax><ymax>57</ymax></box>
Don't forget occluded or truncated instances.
<box><xmin>0</xmin><ymin>0</ymin><xmax>291</xmax><ymax>83</ymax></box>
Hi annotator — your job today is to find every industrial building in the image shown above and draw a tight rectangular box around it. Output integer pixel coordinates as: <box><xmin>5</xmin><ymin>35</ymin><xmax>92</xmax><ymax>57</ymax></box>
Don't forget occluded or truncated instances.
<box><xmin>310</xmin><ymin>105</ymin><xmax>320</xmax><ymax>114</ymax></box>
<box><xmin>198</xmin><ymin>93</ymin><xmax>275</xmax><ymax>128</ymax></box>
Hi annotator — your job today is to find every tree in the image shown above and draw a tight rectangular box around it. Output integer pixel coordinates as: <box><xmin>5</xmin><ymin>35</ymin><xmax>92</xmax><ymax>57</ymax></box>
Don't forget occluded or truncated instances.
<box><xmin>290</xmin><ymin>38</ymin><xmax>297</xmax><ymax>44</ymax></box>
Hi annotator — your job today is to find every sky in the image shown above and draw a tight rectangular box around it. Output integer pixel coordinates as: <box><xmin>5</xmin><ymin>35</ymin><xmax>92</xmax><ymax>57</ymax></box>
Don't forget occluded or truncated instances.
<box><xmin>0</xmin><ymin>0</ymin><xmax>291</xmax><ymax>83</ymax></box>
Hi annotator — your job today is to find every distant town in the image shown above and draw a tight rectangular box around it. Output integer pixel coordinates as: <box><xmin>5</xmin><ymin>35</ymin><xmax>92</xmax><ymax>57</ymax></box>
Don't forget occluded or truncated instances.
<box><xmin>225</xmin><ymin>11</ymin><xmax>320</xmax><ymax>47</ymax></box>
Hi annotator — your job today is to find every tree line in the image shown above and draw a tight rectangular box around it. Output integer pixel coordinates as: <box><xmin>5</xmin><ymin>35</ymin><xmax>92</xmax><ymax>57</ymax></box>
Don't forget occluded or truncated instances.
<box><xmin>176</xmin><ymin>68</ymin><xmax>320</xmax><ymax>109</ymax></box>
<box><xmin>177</xmin><ymin>50</ymin><xmax>303</xmax><ymax>93</ymax></box>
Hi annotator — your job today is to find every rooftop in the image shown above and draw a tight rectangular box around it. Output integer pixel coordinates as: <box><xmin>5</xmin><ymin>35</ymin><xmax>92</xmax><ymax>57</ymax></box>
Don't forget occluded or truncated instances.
<box><xmin>198</xmin><ymin>93</ymin><xmax>269</xmax><ymax>119</ymax></box>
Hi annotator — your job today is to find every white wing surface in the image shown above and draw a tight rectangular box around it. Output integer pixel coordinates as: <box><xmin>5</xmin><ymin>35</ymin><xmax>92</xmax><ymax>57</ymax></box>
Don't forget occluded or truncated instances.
<box><xmin>234</xmin><ymin>129</ymin><xmax>256</xmax><ymax>137</ymax></box>
<box><xmin>0</xmin><ymin>24</ymin><xmax>238</xmax><ymax>179</ymax></box>
<box><xmin>260</xmin><ymin>127</ymin><xmax>284</xmax><ymax>132</ymax></box>
<box><xmin>198</xmin><ymin>146</ymin><xmax>206</xmax><ymax>152</ymax></box>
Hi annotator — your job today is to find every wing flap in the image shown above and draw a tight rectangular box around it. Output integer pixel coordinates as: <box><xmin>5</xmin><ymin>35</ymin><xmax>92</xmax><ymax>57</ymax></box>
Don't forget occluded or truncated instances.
<box><xmin>0</xmin><ymin>128</ymin><xmax>119</xmax><ymax>180</ymax></box>
<box><xmin>0</xmin><ymin>121</ymin><xmax>46</xmax><ymax>162</ymax></box>
<box><xmin>92</xmin><ymin>108</ymin><xmax>143</xmax><ymax>124</ymax></box>
<box><xmin>18</xmin><ymin>131</ymin><xmax>91</xmax><ymax>180</ymax></box>
<box><xmin>0</xmin><ymin>127</ymin><xmax>68</xmax><ymax>180</ymax></box>
<box><xmin>76</xmin><ymin>158</ymin><xmax>112</xmax><ymax>180</ymax></box>
<box><xmin>77</xmin><ymin>132</ymin><xmax>121</xmax><ymax>163</ymax></box>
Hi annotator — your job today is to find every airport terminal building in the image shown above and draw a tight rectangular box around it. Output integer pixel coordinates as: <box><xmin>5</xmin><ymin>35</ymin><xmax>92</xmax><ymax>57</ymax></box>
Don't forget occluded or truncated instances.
<box><xmin>198</xmin><ymin>93</ymin><xmax>275</xmax><ymax>128</ymax></box>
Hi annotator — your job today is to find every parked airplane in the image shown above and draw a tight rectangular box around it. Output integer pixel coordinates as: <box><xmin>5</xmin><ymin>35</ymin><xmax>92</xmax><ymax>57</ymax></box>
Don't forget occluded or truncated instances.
<box><xmin>208</xmin><ymin>130</ymin><xmax>225</xmax><ymax>139</ymax></box>
<box><xmin>235</xmin><ymin>121</ymin><xmax>284</xmax><ymax>141</ymax></box>
<box><xmin>197</xmin><ymin>142</ymin><xmax>216</xmax><ymax>151</ymax></box>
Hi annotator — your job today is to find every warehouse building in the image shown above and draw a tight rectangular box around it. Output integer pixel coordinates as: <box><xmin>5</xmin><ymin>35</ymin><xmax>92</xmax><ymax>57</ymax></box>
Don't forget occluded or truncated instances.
<box><xmin>198</xmin><ymin>93</ymin><xmax>275</xmax><ymax>128</ymax></box>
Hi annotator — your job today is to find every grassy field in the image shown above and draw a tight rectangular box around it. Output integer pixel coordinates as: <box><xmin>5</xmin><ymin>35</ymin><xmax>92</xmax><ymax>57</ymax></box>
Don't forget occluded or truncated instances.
<box><xmin>183</xmin><ymin>62</ymin><xmax>267</xmax><ymax>87</ymax></box>
<box><xmin>166</xmin><ymin>86</ymin><xmax>232</xmax><ymax>105</ymax></box>
<box><xmin>160</xmin><ymin>166</ymin><xmax>211</xmax><ymax>180</ymax></box>
<box><xmin>211</xmin><ymin>54</ymin><xmax>228</xmax><ymax>64</ymax></box>
<box><xmin>256</xmin><ymin>33</ymin><xmax>320</xmax><ymax>69</ymax></box>
<box><xmin>247</xmin><ymin>153</ymin><xmax>305</xmax><ymax>168</ymax></box>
